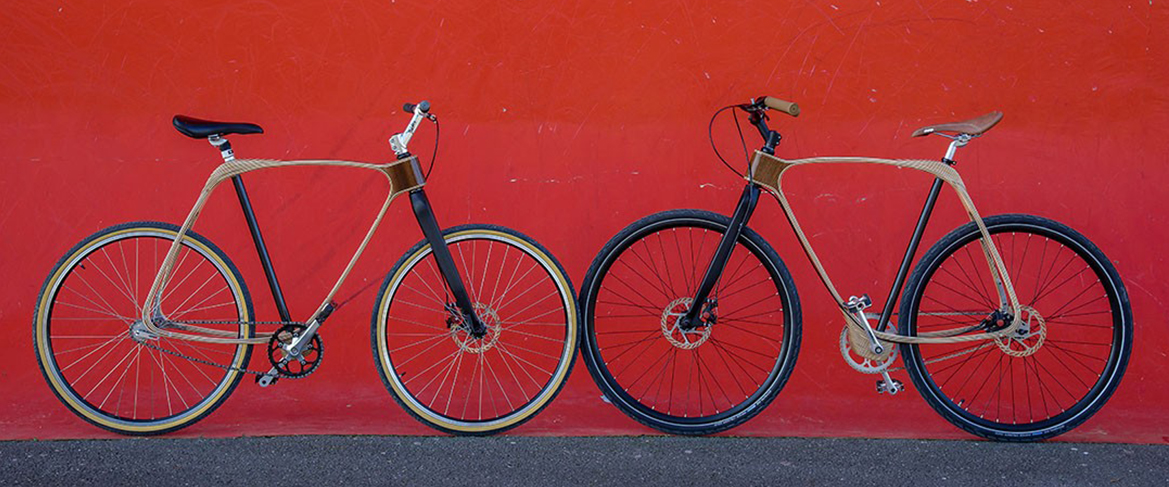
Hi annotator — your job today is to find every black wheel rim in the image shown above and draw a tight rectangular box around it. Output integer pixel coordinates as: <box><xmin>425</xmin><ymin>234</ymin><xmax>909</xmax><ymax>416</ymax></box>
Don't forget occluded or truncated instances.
<box><xmin>905</xmin><ymin>221</ymin><xmax>1127</xmax><ymax>435</ymax></box>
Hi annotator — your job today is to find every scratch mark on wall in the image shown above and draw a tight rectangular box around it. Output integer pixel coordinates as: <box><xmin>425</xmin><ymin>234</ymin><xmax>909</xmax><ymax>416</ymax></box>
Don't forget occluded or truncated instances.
<box><xmin>912</xmin><ymin>0</ymin><xmax>935</xmax><ymax>22</ymax></box>
<box><xmin>824</xmin><ymin>9</ymin><xmax>875</xmax><ymax>103</ymax></box>
<box><xmin>805</xmin><ymin>1</ymin><xmax>845</xmax><ymax>35</ymax></box>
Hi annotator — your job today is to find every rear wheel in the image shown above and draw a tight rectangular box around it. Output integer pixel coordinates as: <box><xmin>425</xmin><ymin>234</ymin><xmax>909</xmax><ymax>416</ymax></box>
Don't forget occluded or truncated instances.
<box><xmin>900</xmin><ymin>214</ymin><xmax>1132</xmax><ymax>441</ymax></box>
<box><xmin>33</xmin><ymin>222</ymin><xmax>254</xmax><ymax>435</ymax></box>
<box><xmin>580</xmin><ymin>209</ymin><xmax>801</xmax><ymax>435</ymax></box>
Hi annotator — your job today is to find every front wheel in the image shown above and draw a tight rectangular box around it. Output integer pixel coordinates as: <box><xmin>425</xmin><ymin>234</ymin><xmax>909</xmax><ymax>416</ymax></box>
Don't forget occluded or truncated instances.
<box><xmin>580</xmin><ymin>209</ymin><xmax>801</xmax><ymax>435</ymax></box>
<box><xmin>371</xmin><ymin>224</ymin><xmax>578</xmax><ymax>435</ymax></box>
<box><xmin>900</xmin><ymin>214</ymin><xmax>1132</xmax><ymax>441</ymax></box>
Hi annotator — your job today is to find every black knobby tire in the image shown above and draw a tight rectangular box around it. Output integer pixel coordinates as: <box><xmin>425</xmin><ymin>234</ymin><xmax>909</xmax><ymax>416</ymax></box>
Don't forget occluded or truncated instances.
<box><xmin>371</xmin><ymin>224</ymin><xmax>579</xmax><ymax>436</ymax></box>
<box><xmin>33</xmin><ymin>221</ymin><xmax>255</xmax><ymax>436</ymax></box>
<box><xmin>579</xmin><ymin>209</ymin><xmax>801</xmax><ymax>435</ymax></box>
<box><xmin>899</xmin><ymin>214</ymin><xmax>1132</xmax><ymax>441</ymax></box>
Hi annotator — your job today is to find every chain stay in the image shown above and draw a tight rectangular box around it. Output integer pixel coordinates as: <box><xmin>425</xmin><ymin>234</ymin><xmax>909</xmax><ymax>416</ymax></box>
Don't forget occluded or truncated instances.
<box><xmin>176</xmin><ymin>319</ymin><xmax>305</xmax><ymax>326</ymax></box>
<box><xmin>141</xmin><ymin>319</ymin><xmax>315</xmax><ymax>379</ymax></box>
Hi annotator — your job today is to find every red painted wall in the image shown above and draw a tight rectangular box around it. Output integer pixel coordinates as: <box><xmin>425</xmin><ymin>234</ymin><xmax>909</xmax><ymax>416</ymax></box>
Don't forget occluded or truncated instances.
<box><xmin>2</xmin><ymin>1</ymin><xmax>1166</xmax><ymax>442</ymax></box>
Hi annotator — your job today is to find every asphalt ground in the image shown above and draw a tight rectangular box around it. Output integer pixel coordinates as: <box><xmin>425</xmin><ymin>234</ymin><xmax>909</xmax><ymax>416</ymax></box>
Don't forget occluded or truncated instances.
<box><xmin>1</xmin><ymin>436</ymin><xmax>1166</xmax><ymax>486</ymax></box>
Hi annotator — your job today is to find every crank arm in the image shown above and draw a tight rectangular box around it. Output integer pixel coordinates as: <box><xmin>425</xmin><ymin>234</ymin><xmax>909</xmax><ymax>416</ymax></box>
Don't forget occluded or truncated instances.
<box><xmin>877</xmin><ymin>371</ymin><xmax>904</xmax><ymax>395</ymax></box>
<box><xmin>845</xmin><ymin>295</ymin><xmax>885</xmax><ymax>355</ymax></box>
<box><xmin>286</xmin><ymin>320</ymin><xmax>321</xmax><ymax>357</ymax></box>
<box><xmin>855</xmin><ymin>311</ymin><xmax>885</xmax><ymax>355</ymax></box>
<box><xmin>285</xmin><ymin>302</ymin><xmax>334</xmax><ymax>356</ymax></box>
<box><xmin>256</xmin><ymin>366</ymin><xmax>281</xmax><ymax>387</ymax></box>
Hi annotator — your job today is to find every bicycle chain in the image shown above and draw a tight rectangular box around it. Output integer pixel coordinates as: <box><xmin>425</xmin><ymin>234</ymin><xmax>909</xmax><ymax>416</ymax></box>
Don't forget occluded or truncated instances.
<box><xmin>178</xmin><ymin>319</ymin><xmax>305</xmax><ymax>327</ymax></box>
<box><xmin>853</xmin><ymin>341</ymin><xmax>996</xmax><ymax>374</ymax></box>
<box><xmin>138</xmin><ymin>319</ymin><xmax>317</xmax><ymax>380</ymax></box>
<box><xmin>918</xmin><ymin>342</ymin><xmax>996</xmax><ymax>367</ymax></box>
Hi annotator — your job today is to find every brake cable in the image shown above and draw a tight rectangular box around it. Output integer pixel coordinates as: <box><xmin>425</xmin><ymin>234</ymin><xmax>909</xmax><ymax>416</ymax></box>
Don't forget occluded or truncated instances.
<box><xmin>708</xmin><ymin>105</ymin><xmax>753</xmax><ymax>178</ymax></box>
<box><xmin>424</xmin><ymin>115</ymin><xmax>439</xmax><ymax>180</ymax></box>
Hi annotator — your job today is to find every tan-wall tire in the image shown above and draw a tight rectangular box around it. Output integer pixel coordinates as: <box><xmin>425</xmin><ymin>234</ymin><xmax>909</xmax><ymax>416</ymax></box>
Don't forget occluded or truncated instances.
<box><xmin>33</xmin><ymin>222</ymin><xmax>254</xmax><ymax>436</ymax></box>
<box><xmin>371</xmin><ymin>224</ymin><xmax>579</xmax><ymax>435</ymax></box>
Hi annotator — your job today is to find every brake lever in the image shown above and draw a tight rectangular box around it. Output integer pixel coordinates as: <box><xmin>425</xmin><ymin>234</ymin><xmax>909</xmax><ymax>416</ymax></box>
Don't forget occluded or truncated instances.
<box><xmin>746</xmin><ymin>97</ymin><xmax>772</xmax><ymax>112</ymax></box>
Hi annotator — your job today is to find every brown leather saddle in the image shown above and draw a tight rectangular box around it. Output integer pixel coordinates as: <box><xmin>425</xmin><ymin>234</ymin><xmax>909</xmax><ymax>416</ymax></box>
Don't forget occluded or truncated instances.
<box><xmin>912</xmin><ymin>111</ymin><xmax>1003</xmax><ymax>137</ymax></box>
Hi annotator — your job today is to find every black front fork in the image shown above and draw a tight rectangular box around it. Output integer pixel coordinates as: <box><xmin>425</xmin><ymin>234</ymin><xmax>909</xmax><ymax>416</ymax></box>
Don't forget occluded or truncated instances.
<box><xmin>408</xmin><ymin>188</ymin><xmax>488</xmax><ymax>337</ymax></box>
<box><xmin>680</xmin><ymin>184</ymin><xmax>761</xmax><ymax>330</ymax></box>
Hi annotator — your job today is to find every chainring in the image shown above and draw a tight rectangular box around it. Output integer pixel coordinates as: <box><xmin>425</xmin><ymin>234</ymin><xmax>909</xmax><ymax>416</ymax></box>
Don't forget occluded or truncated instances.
<box><xmin>839</xmin><ymin>325</ymin><xmax>898</xmax><ymax>374</ymax></box>
<box><xmin>267</xmin><ymin>324</ymin><xmax>323</xmax><ymax>378</ymax></box>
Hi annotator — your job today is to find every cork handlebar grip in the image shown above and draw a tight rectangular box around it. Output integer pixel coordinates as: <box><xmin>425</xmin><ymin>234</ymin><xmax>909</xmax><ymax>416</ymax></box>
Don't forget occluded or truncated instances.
<box><xmin>763</xmin><ymin>96</ymin><xmax>800</xmax><ymax>117</ymax></box>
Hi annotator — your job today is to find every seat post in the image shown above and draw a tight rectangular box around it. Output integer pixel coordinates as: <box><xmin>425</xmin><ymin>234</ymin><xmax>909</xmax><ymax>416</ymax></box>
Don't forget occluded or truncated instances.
<box><xmin>208</xmin><ymin>134</ymin><xmax>235</xmax><ymax>162</ymax></box>
<box><xmin>941</xmin><ymin>133</ymin><xmax>974</xmax><ymax>164</ymax></box>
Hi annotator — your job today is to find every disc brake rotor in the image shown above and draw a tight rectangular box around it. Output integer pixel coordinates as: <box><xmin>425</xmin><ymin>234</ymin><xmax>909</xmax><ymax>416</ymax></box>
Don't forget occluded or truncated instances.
<box><xmin>994</xmin><ymin>305</ymin><xmax>1046</xmax><ymax>357</ymax></box>
<box><xmin>661</xmin><ymin>297</ymin><xmax>711</xmax><ymax>350</ymax></box>
<box><xmin>450</xmin><ymin>303</ymin><xmax>502</xmax><ymax>353</ymax></box>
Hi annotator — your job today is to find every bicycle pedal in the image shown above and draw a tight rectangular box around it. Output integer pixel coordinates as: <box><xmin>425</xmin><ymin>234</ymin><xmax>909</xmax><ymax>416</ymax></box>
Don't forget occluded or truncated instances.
<box><xmin>846</xmin><ymin>294</ymin><xmax>873</xmax><ymax>311</ymax></box>
<box><xmin>876</xmin><ymin>378</ymin><xmax>904</xmax><ymax>395</ymax></box>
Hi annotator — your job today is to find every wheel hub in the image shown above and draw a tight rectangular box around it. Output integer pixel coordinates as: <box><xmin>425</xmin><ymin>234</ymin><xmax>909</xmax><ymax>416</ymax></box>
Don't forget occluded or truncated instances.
<box><xmin>129</xmin><ymin>319</ymin><xmax>159</xmax><ymax>343</ymax></box>
<box><xmin>129</xmin><ymin>308</ymin><xmax>171</xmax><ymax>343</ymax></box>
<box><xmin>661</xmin><ymin>297</ymin><xmax>711</xmax><ymax>350</ymax></box>
<box><xmin>450</xmin><ymin>303</ymin><xmax>502</xmax><ymax>353</ymax></box>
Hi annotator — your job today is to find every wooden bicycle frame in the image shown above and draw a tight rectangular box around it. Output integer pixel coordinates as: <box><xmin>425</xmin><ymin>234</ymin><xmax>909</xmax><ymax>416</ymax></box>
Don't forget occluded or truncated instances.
<box><xmin>688</xmin><ymin>150</ymin><xmax>1026</xmax><ymax>346</ymax></box>
<box><xmin>135</xmin><ymin>153</ymin><xmax>472</xmax><ymax>345</ymax></box>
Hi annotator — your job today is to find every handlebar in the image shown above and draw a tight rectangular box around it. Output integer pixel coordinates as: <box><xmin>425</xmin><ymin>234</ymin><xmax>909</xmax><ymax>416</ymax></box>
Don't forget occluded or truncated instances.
<box><xmin>732</xmin><ymin>95</ymin><xmax>799</xmax><ymax>154</ymax></box>
<box><xmin>403</xmin><ymin>100</ymin><xmax>431</xmax><ymax>114</ymax></box>
<box><xmin>761</xmin><ymin>96</ymin><xmax>800</xmax><ymax>117</ymax></box>
<box><xmin>390</xmin><ymin>100</ymin><xmax>434</xmax><ymax>156</ymax></box>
